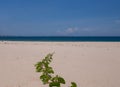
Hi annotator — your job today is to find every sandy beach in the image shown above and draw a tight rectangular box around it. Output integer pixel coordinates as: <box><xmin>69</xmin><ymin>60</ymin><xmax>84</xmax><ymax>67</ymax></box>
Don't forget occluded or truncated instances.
<box><xmin>0</xmin><ymin>41</ymin><xmax>120</xmax><ymax>87</ymax></box>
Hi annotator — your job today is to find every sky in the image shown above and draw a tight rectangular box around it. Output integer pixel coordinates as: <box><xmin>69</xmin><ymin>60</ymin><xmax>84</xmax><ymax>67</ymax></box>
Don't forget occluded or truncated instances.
<box><xmin>0</xmin><ymin>0</ymin><xmax>120</xmax><ymax>36</ymax></box>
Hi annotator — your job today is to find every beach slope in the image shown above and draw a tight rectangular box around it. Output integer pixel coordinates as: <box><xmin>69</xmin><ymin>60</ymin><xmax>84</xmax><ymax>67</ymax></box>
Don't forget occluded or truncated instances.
<box><xmin>0</xmin><ymin>41</ymin><xmax>120</xmax><ymax>87</ymax></box>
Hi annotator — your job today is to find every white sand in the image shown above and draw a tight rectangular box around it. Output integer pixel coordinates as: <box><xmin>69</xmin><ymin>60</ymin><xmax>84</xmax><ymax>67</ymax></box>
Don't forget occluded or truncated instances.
<box><xmin>0</xmin><ymin>41</ymin><xmax>120</xmax><ymax>87</ymax></box>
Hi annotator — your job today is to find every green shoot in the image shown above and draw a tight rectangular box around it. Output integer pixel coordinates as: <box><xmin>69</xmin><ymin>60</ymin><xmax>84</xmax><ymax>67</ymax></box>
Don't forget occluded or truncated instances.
<box><xmin>35</xmin><ymin>53</ymin><xmax>77</xmax><ymax>87</ymax></box>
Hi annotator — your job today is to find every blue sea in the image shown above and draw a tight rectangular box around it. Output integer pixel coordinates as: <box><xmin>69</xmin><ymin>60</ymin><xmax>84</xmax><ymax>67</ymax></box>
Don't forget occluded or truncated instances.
<box><xmin>0</xmin><ymin>36</ymin><xmax>120</xmax><ymax>42</ymax></box>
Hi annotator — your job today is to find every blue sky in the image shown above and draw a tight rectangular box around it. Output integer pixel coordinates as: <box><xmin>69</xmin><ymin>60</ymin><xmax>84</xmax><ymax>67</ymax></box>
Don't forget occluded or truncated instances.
<box><xmin>0</xmin><ymin>0</ymin><xmax>120</xmax><ymax>36</ymax></box>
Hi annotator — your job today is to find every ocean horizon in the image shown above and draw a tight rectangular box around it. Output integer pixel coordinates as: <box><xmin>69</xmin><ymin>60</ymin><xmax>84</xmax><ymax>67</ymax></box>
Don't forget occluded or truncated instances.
<box><xmin>0</xmin><ymin>36</ymin><xmax>120</xmax><ymax>42</ymax></box>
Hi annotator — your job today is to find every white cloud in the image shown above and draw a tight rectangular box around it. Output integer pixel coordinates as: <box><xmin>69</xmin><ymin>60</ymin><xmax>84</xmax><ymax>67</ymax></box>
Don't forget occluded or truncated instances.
<box><xmin>57</xmin><ymin>27</ymin><xmax>78</xmax><ymax>35</ymax></box>
<box><xmin>65</xmin><ymin>27</ymin><xmax>78</xmax><ymax>34</ymax></box>
<box><xmin>82</xmin><ymin>28</ymin><xmax>91</xmax><ymax>31</ymax></box>
<box><xmin>82</xmin><ymin>27</ymin><xmax>96</xmax><ymax>32</ymax></box>
<box><xmin>57</xmin><ymin>27</ymin><xmax>97</xmax><ymax>36</ymax></box>
<box><xmin>115</xmin><ymin>20</ymin><xmax>120</xmax><ymax>24</ymax></box>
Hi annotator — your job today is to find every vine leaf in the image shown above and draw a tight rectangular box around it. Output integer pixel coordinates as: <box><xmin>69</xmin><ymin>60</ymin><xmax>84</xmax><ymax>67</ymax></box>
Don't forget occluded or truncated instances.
<box><xmin>71</xmin><ymin>82</ymin><xmax>77</xmax><ymax>87</ymax></box>
<box><xmin>49</xmin><ymin>82</ymin><xmax>60</xmax><ymax>87</ymax></box>
<box><xmin>58</xmin><ymin>77</ymin><xmax>65</xmax><ymax>84</ymax></box>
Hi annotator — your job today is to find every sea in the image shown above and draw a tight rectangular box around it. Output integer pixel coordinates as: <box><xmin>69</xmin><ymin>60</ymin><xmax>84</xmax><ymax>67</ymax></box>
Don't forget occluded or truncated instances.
<box><xmin>0</xmin><ymin>36</ymin><xmax>120</xmax><ymax>42</ymax></box>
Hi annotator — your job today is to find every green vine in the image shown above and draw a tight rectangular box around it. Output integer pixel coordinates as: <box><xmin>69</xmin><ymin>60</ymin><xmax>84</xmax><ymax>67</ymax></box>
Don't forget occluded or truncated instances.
<box><xmin>35</xmin><ymin>53</ymin><xmax>77</xmax><ymax>87</ymax></box>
